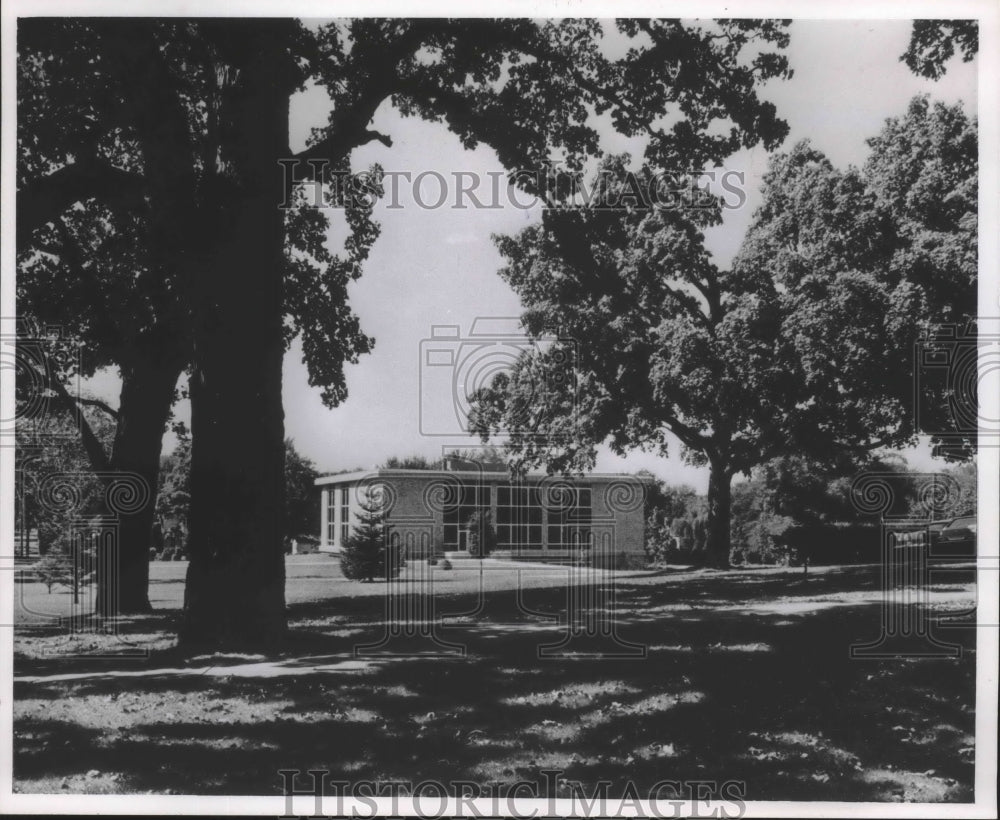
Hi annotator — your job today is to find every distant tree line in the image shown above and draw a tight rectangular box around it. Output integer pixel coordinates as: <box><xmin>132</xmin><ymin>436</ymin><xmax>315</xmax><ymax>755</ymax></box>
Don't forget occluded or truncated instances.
<box><xmin>644</xmin><ymin>456</ymin><xmax>977</xmax><ymax>567</ymax></box>
<box><xmin>378</xmin><ymin>446</ymin><xmax>509</xmax><ymax>472</ymax></box>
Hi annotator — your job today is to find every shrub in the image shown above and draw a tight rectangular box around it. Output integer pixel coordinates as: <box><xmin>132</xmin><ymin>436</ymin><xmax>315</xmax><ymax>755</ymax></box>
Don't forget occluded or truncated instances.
<box><xmin>732</xmin><ymin>512</ymin><xmax>796</xmax><ymax>565</ymax></box>
<box><xmin>647</xmin><ymin>513</ymin><xmax>712</xmax><ymax>566</ymax></box>
<box><xmin>149</xmin><ymin>547</ymin><xmax>159</xmax><ymax>561</ymax></box>
<box><xmin>692</xmin><ymin>515</ymin><xmax>708</xmax><ymax>553</ymax></box>
<box><xmin>427</xmin><ymin>556</ymin><xmax>439</xmax><ymax>566</ymax></box>
<box><xmin>440</xmin><ymin>558</ymin><xmax>453</xmax><ymax>570</ymax></box>
<box><xmin>172</xmin><ymin>550</ymin><xmax>186</xmax><ymax>561</ymax></box>
<box><xmin>591</xmin><ymin>548</ymin><xmax>647</xmax><ymax>570</ymax></box>
<box><xmin>340</xmin><ymin>489</ymin><xmax>401</xmax><ymax>582</ymax></box>
<box><xmin>465</xmin><ymin>508</ymin><xmax>496</xmax><ymax>558</ymax></box>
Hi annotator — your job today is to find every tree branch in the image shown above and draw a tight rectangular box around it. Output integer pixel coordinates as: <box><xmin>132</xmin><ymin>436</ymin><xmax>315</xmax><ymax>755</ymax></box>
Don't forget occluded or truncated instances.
<box><xmin>30</xmin><ymin>354</ymin><xmax>114</xmax><ymax>477</ymax></box>
<box><xmin>499</xmin><ymin>26</ymin><xmax>658</xmax><ymax>140</ymax></box>
<box><xmin>659</xmin><ymin>281</ymin><xmax>713</xmax><ymax>330</ymax></box>
<box><xmin>17</xmin><ymin>160</ymin><xmax>146</xmax><ymax>248</ymax></box>
<box><xmin>291</xmin><ymin>129</ymin><xmax>393</xmax><ymax>180</ymax></box>
<box><xmin>75</xmin><ymin>397</ymin><xmax>120</xmax><ymax>421</ymax></box>
<box><xmin>662</xmin><ymin>415</ymin><xmax>710</xmax><ymax>452</ymax></box>
<box><xmin>288</xmin><ymin>19</ymin><xmax>443</xmax><ymax>186</ymax></box>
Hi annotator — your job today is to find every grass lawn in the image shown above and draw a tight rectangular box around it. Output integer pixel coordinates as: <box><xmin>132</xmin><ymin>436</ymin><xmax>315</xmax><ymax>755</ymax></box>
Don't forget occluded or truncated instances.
<box><xmin>12</xmin><ymin>556</ymin><xmax>977</xmax><ymax>801</ymax></box>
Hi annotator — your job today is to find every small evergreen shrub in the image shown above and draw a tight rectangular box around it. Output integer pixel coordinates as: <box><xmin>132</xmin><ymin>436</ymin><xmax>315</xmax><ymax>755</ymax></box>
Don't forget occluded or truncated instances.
<box><xmin>340</xmin><ymin>489</ymin><xmax>402</xmax><ymax>582</ymax></box>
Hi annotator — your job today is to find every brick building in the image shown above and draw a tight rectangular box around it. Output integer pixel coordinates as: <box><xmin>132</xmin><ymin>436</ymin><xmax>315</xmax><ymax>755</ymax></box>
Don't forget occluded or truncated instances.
<box><xmin>316</xmin><ymin>465</ymin><xmax>648</xmax><ymax>561</ymax></box>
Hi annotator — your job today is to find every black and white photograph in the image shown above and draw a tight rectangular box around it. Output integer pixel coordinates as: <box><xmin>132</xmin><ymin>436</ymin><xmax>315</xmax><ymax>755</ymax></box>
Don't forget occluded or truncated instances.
<box><xmin>1</xmin><ymin>1</ymin><xmax>997</xmax><ymax>816</ymax></box>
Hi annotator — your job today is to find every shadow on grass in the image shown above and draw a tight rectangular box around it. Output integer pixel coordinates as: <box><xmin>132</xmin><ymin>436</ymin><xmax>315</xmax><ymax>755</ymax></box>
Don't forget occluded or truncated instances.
<box><xmin>14</xmin><ymin>564</ymin><xmax>976</xmax><ymax>801</ymax></box>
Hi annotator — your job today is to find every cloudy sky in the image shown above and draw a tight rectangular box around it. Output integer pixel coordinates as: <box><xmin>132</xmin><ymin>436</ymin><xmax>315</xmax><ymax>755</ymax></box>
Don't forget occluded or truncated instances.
<box><xmin>86</xmin><ymin>18</ymin><xmax>978</xmax><ymax>490</ymax></box>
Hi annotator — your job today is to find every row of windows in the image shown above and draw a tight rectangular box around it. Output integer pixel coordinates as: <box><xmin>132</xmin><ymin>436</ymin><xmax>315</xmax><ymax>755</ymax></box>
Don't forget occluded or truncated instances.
<box><xmin>496</xmin><ymin>486</ymin><xmax>543</xmax><ymax>530</ymax></box>
<box><xmin>497</xmin><ymin>485</ymin><xmax>541</xmax><ymax>549</ymax></box>
<box><xmin>442</xmin><ymin>485</ymin><xmax>490</xmax><ymax>548</ymax></box>
<box><xmin>329</xmin><ymin>482</ymin><xmax>596</xmax><ymax>549</ymax></box>
<box><xmin>442</xmin><ymin>486</ymin><xmax>490</xmax><ymax>524</ymax></box>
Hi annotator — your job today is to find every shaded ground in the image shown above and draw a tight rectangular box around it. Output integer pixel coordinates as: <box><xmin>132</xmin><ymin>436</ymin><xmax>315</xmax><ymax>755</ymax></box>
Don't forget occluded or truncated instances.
<box><xmin>13</xmin><ymin>557</ymin><xmax>977</xmax><ymax>801</ymax></box>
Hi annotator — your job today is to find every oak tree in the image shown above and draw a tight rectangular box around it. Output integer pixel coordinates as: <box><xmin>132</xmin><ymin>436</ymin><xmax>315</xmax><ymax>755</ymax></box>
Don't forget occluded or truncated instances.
<box><xmin>471</xmin><ymin>98</ymin><xmax>976</xmax><ymax>565</ymax></box>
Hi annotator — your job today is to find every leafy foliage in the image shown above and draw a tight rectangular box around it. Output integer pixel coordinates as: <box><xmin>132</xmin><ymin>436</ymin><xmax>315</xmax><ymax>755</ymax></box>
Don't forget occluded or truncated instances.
<box><xmin>156</xmin><ymin>434</ymin><xmax>191</xmax><ymax>530</ymax></box>
<box><xmin>942</xmin><ymin>461</ymin><xmax>977</xmax><ymax>514</ymax></box>
<box><xmin>18</xmin><ymin>19</ymin><xmax>383</xmax><ymax>410</ymax></box>
<box><xmin>380</xmin><ymin>454</ymin><xmax>438</xmax><ymax>470</ymax></box>
<box><xmin>903</xmin><ymin>20</ymin><xmax>978</xmax><ymax>80</ymax></box>
<box><xmin>18</xmin><ymin>402</ymin><xmax>117</xmax><ymax>556</ymax></box>
<box><xmin>727</xmin><ymin>453</ymin><xmax>977</xmax><ymax>565</ymax></box>
<box><xmin>471</xmin><ymin>97</ymin><xmax>977</xmax><ymax>565</ymax></box>
<box><xmin>736</xmin><ymin>98</ymin><xmax>977</xmax><ymax>457</ymax></box>
<box><xmin>642</xmin><ymin>478</ymin><xmax>708</xmax><ymax>564</ymax></box>
<box><xmin>379</xmin><ymin>446</ymin><xmax>510</xmax><ymax>471</ymax></box>
<box><xmin>18</xmin><ymin>405</ymin><xmax>108</xmax><ymax>593</ymax></box>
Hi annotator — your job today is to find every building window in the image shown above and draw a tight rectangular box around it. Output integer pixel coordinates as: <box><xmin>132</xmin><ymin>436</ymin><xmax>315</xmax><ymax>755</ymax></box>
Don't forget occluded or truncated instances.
<box><xmin>496</xmin><ymin>485</ymin><xmax>543</xmax><ymax>550</ymax></box>
<box><xmin>442</xmin><ymin>484</ymin><xmax>489</xmax><ymax>549</ymax></box>
<box><xmin>546</xmin><ymin>487</ymin><xmax>592</xmax><ymax>549</ymax></box>
<box><xmin>327</xmin><ymin>491</ymin><xmax>337</xmax><ymax>545</ymax></box>
<box><xmin>340</xmin><ymin>486</ymin><xmax>350</xmax><ymax>544</ymax></box>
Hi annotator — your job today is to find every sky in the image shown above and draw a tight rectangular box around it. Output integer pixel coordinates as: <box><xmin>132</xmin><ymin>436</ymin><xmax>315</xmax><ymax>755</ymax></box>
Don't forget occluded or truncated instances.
<box><xmin>84</xmin><ymin>19</ymin><xmax>978</xmax><ymax>491</ymax></box>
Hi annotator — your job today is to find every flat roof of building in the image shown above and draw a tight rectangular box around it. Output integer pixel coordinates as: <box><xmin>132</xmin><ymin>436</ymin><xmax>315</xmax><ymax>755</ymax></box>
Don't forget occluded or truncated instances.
<box><xmin>314</xmin><ymin>468</ymin><xmax>652</xmax><ymax>487</ymax></box>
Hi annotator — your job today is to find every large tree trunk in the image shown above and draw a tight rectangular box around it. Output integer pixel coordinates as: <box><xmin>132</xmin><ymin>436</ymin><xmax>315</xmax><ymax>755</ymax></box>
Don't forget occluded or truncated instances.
<box><xmin>96</xmin><ymin>360</ymin><xmax>182</xmax><ymax>616</ymax></box>
<box><xmin>705</xmin><ymin>458</ymin><xmax>733</xmax><ymax>568</ymax></box>
<box><xmin>180</xmin><ymin>25</ymin><xmax>291</xmax><ymax>648</ymax></box>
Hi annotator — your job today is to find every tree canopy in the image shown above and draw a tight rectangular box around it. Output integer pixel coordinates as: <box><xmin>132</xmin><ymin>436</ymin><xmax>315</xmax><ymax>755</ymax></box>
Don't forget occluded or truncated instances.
<box><xmin>902</xmin><ymin>20</ymin><xmax>978</xmax><ymax>80</ymax></box>
<box><xmin>470</xmin><ymin>96</ymin><xmax>977</xmax><ymax>565</ymax></box>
